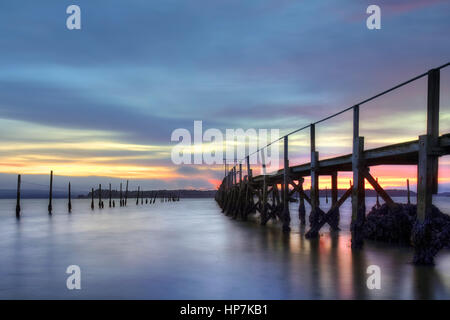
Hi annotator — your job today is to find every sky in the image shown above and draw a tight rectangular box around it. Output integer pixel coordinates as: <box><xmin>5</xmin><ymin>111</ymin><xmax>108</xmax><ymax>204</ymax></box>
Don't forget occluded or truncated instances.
<box><xmin>0</xmin><ymin>0</ymin><xmax>449</xmax><ymax>194</ymax></box>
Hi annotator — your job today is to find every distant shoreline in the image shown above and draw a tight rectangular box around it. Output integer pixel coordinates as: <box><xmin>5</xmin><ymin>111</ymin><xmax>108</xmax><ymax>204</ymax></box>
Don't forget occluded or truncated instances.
<box><xmin>0</xmin><ymin>188</ymin><xmax>449</xmax><ymax>199</ymax></box>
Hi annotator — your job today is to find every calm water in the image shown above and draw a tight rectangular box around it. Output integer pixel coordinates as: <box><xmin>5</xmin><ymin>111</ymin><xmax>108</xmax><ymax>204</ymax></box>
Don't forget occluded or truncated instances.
<box><xmin>0</xmin><ymin>196</ymin><xmax>450</xmax><ymax>299</ymax></box>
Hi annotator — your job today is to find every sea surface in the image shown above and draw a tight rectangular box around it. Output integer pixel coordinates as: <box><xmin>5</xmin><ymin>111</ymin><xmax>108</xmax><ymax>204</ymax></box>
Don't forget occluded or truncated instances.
<box><xmin>0</xmin><ymin>196</ymin><xmax>450</xmax><ymax>299</ymax></box>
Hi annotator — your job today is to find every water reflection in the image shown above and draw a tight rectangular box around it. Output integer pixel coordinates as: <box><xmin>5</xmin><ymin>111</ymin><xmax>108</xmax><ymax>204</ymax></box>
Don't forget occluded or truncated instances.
<box><xmin>0</xmin><ymin>198</ymin><xmax>449</xmax><ymax>299</ymax></box>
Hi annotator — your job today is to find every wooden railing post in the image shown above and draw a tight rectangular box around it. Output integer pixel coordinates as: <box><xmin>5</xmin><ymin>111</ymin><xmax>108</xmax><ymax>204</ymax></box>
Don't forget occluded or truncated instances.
<box><xmin>282</xmin><ymin>136</ymin><xmax>291</xmax><ymax>232</ymax></box>
<box><xmin>351</xmin><ymin>105</ymin><xmax>365</xmax><ymax>249</ymax></box>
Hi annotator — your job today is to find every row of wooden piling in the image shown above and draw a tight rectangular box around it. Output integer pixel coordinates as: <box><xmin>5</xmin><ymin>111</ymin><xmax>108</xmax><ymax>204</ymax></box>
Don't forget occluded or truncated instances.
<box><xmin>14</xmin><ymin>172</ymin><xmax>180</xmax><ymax>218</ymax></box>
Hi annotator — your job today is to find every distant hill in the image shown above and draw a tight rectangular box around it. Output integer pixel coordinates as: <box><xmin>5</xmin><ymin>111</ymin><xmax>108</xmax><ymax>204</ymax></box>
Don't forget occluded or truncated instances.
<box><xmin>0</xmin><ymin>188</ymin><xmax>449</xmax><ymax>199</ymax></box>
<box><xmin>0</xmin><ymin>189</ymin><xmax>76</xmax><ymax>199</ymax></box>
<box><xmin>78</xmin><ymin>189</ymin><xmax>217</xmax><ymax>199</ymax></box>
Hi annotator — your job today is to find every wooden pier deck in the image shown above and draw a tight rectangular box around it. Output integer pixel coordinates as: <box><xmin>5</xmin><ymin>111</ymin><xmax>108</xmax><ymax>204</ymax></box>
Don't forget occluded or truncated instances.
<box><xmin>215</xmin><ymin>63</ymin><xmax>450</xmax><ymax>265</ymax></box>
<box><xmin>252</xmin><ymin>133</ymin><xmax>450</xmax><ymax>182</ymax></box>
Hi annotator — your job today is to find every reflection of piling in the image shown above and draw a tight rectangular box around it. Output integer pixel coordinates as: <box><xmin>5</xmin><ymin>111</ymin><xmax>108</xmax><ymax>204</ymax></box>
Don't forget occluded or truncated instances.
<box><xmin>68</xmin><ymin>182</ymin><xmax>72</xmax><ymax>213</ymax></box>
<box><xmin>16</xmin><ymin>174</ymin><xmax>21</xmax><ymax>218</ymax></box>
<box><xmin>48</xmin><ymin>170</ymin><xmax>53</xmax><ymax>215</ymax></box>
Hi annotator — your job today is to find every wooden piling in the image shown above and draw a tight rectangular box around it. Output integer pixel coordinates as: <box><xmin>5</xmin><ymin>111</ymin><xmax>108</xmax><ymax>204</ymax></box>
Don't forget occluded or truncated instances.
<box><xmin>68</xmin><ymin>182</ymin><xmax>72</xmax><ymax>213</ymax></box>
<box><xmin>310</xmin><ymin>124</ymin><xmax>320</xmax><ymax>230</ymax></box>
<box><xmin>260</xmin><ymin>150</ymin><xmax>268</xmax><ymax>225</ymax></box>
<box><xmin>376</xmin><ymin>178</ymin><xmax>380</xmax><ymax>207</ymax></box>
<box><xmin>48</xmin><ymin>170</ymin><xmax>53</xmax><ymax>215</ymax></box>
<box><xmin>91</xmin><ymin>188</ymin><xmax>94</xmax><ymax>210</ymax></box>
<box><xmin>351</xmin><ymin>105</ymin><xmax>365</xmax><ymax>249</ymax></box>
<box><xmin>413</xmin><ymin>68</ymin><xmax>440</xmax><ymax>265</ymax></box>
<box><xmin>99</xmin><ymin>184</ymin><xmax>102</xmax><ymax>209</ymax></box>
<box><xmin>417</xmin><ymin>68</ymin><xmax>440</xmax><ymax>221</ymax></box>
<box><xmin>246</xmin><ymin>155</ymin><xmax>252</xmax><ymax>181</ymax></box>
<box><xmin>125</xmin><ymin>180</ymin><xmax>129</xmax><ymax>206</ymax></box>
<box><xmin>329</xmin><ymin>172</ymin><xmax>340</xmax><ymax>231</ymax></box>
<box><xmin>239</xmin><ymin>163</ymin><xmax>242</xmax><ymax>184</ymax></box>
<box><xmin>109</xmin><ymin>183</ymin><xmax>112</xmax><ymax>208</ymax></box>
<box><xmin>298</xmin><ymin>178</ymin><xmax>306</xmax><ymax>225</ymax></box>
<box><xmin>282</xmin><ymin>136</ymin><xmax>291</xmax><ymax>233</ymax></box>
<box><xmin>136</xmin><ymin>186</ymin><xmax>140</xmax><ymax>205</ymax></box>
<box><xmin>120</xmin><ymin>182</ymin><xmax>123</xmax><ymax>207</ymax></box>
<box><xmin>16</xmin><ymin>174</ymin><xmax>21</xmax><ymax>218</ymax></box>
<box><xmin>407</xmin><ymin>179</ymin><xmax>411</xmax><ymax>205</ymax></box>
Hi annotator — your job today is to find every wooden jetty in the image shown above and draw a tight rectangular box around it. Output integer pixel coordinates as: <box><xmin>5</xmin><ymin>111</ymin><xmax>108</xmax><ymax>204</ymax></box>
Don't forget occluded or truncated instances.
<box><xmin>215</xmin><ymin>64</ymin><xmax>450</xmax><ymax>265</ymax></box>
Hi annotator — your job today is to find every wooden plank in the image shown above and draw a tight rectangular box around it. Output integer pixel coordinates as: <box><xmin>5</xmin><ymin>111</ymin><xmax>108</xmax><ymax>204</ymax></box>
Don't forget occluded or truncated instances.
<box><xmin>251</xmin><ymin>134</ymin><xmax>450</xmax><ymax>184</ymax></box>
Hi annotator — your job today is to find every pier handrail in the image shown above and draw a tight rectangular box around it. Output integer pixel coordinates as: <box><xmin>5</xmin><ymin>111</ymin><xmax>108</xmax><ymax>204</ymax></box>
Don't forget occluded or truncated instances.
<box><xmin>226</xmin><ymin>62</ymin><xmax>450</xmax><ymax>172</ymax></box>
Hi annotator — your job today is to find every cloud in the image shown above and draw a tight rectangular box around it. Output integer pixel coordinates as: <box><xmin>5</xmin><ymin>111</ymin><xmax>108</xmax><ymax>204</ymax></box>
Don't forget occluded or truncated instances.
<box><xmin>0</xmin><ymin>1</ymin><xmax>449</xmax><ymax>190</ymax></box>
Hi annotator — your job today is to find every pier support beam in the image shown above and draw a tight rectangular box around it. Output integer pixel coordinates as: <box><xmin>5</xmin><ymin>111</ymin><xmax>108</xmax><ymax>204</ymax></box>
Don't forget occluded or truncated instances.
<box><xmin>412</xmin><ymin>68</ymin><xmax>440</xmax><ymax>265</ymax></box>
